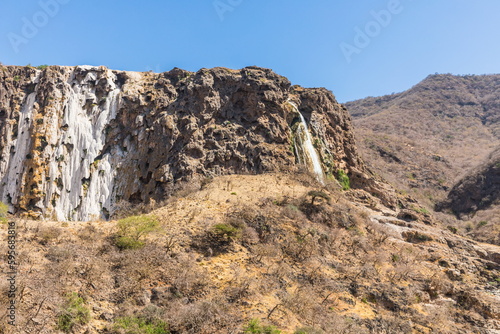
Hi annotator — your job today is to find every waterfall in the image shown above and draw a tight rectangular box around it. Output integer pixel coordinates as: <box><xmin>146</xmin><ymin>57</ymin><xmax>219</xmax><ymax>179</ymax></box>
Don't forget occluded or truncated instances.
<box><xmin>289</xmin><ymin>101</ymin><xmax>325</xmax><ymax>184</ymax></box>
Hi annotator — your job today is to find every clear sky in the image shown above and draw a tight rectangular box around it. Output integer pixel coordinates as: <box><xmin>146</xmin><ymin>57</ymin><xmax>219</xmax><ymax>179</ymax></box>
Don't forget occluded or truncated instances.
<box><xmin>1</xmin><ymin>0</ymin><xmax>499</xmax><ymax>102</ymax></box>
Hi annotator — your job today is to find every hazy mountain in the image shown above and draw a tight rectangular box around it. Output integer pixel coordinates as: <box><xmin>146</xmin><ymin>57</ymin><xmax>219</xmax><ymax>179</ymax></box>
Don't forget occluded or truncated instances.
<box><xmin>347</xmin><ymin>74</ymin><xmax>500</xmax><ymax>244</ymax></box>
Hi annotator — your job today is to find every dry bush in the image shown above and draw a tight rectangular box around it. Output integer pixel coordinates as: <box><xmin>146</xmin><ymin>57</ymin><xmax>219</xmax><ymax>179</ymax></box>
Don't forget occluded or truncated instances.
<box><xmin>294</xmin><ymin>326</ymin><xmax>324</xmax><ymax>334</ymax></box>
<box><xmin>423</xmin><ymin>271</ymin><xmax>453</xmax><ymax>299</ymax></box>
<box><xmin>294</xmin><ymin>167</ymin><xmax>323</xmax><ymax>187</ymax></box>
<box><xmin>110</xmin><ymin>244</ymin><xmax>173</xmax><ymax>304</ymax></box>
<box><xmin>111</xmin><ymin>249</ymin><xmax>207</xmax><ymax>305</ymax></box>
<box><xmin>384</xmin><ymin>246</ymin><xmax>424</xmax><ymax>282</ymax></box>
<box><xmin>166</xmin><ymin>254</ymin><xmax>209</xmax><ymax>298</ymax></box>
<box><xmin>417</xmin><ymin>304</ymin><xmax>454</xmax><ymax>333</ymax></box>
<box><xmin>316</xmin><ymin>228</ymin><xmax>353</xmax><ymax>257</ymax></box>
<box><xmin>252</xmin><ymin>242</ymin><xmax>282</xmax><ymax>263</ymax></box>
<box><xmin>281</xmin><ymin>203</ymin><xmax>307</xmax><ymax>221</ymax></box>
<box><xmin>402</xmin><ymin>231</ymin><xmax>433</xmax><ymax>243</ymax></box>
<box><xmin>0</xmin><ymin>281</ymin><xmax>10</xmax><ymax>306</ymax></box>
<box><xmin>281</xmin><ymin>230</ymin><xmax>320</xmax><ymax>263</ymax></box>
<box><xmin>359</xmin><ymin>251</ymin><xmax>389</xmax><ymax>277</ymax></box>
<box><xmin>365</xmin><ymin>219</ymin><xmax>399</xmax><ymax>245</ymax></box>
<box><xmin>77</xmin><ymin>224</ymin><xmax>98</xmax><ymax>241</ymax></box>
<box><xmin>262</xmin><ymin>261</ymin><xmax>293</xmax><ymax>291</ymax></box>
<box><xmin>297</xmin><ymin>194</ymin><xmax>336</xmax><ymax>227</ymax></box>
<box><xmin>46</xmin><ymin>244</ymin><xmax>78</xmax><ymax>263</ymax></box>
<box><xmin>192</xmin><ymin>221</ymin><xmax>243</xmax><ymax>256</ymax></box>
<box><xmin>112</xmin><ymin>200</ymin><xmax>151</xmax><ymax>220</ymax></box>
<box><xmin>351</xmin><ymin>235</ymin><xmax>373</xmax><ymax>257</ymax></box>
<box><xmin>323</xmin><ymin>204</ymin><xmax>360</xmax><ymax>229</ymax></box>
<box><xmin>307</xmin><ymin>310</ymin><xmax>368</xmax><ymax>334</ymax></box>
<box><xmin>172</xmin><ymin>178</ymin><xmax>202</xmax><ymax>198</ymax></box>
<box><xmin>282</xmin><ymin>286</ymin><xmax>319</xmax><ymax>320</ymax></box>
<box><xmin>241</xmin><ymin>226</ymin><xmax>260</xmax><ymax>246</ymax></box>
<box><xmin>37</xmin><ymin>226</ymin><xmax>61</xmax><ymax>245</ymax></box>
<box><xmin>366</xmin><ymin>315</ymin><xmax>413</xmax><ymax>334</ymax></box>
<box><xmin>43</xmin><ymin>244</ymin><xmax>81</xmax><ymax>284</ymax></box>
<box><xmin>223</xmin><ymin>267</ymin><xmax>255</xmax><ymax>304</ymax></box>
<box><xmin>227</xmin><ymin>205</ymin><xmax>278</xmax><ymax>243</ymax></box>
<box><xmin>164</xmin><ymin>298</ymin><xmax>240</xmax><ymax>334</ymax></box>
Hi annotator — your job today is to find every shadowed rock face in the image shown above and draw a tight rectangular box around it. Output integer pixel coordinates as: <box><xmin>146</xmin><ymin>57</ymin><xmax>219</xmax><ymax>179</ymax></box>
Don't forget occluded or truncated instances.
<box><xmin>437</xmin><ymin>147</ymin><xmax>500</xmax><ymax>217</ymax></box>
<box><xmin>0</xmin><ymin>65</ymin><xmax>383</xmax><ymax>221</ymax></box>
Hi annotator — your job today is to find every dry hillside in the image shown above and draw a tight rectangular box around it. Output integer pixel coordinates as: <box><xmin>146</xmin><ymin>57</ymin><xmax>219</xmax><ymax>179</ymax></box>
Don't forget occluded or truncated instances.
<box><xmin>346</xmin><ymin>74</ymin><xmax>500</xmax><ymax>244</ymax></box>
<box><xmin>1</xmin><ymin>173</ymin><xmax>499</xmax><ymax>334</ymax></box>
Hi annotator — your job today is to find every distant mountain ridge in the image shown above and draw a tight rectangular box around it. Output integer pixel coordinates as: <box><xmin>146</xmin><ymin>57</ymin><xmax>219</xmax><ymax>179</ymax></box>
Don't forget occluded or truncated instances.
<box><xmin>346</xmin><ymin>73</ymin><xmax>500</xmax><ymax>243</ymax></box>
<box><xmin>349</xmin><ymin>73</ymin><xmax>500</xmax><ymax>138</ymax></box>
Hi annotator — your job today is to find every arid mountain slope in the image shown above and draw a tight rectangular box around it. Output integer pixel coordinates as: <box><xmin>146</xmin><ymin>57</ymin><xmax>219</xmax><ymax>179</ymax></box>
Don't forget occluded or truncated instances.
<box><xmin>435</xmin><ymin>147</ymin><xmax>500</xmax><ymax>245</ymax></box>
<box><xmin>1</xmin><ymin>173</ymin><xmax>499</xmax><ymax>334</ymax></box>
<box><xmin>346</xmin><ymin>74</ymin><xmax>500</xmax><ymax>207</ymax></box>
<box><xmin>437</xmin><ymin>147</ymin><xmax>500</xmax><ymax>217</ymax></box>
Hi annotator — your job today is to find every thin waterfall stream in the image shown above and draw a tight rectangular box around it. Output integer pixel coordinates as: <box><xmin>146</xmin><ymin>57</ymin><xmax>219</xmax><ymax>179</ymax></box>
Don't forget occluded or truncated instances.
<box><xmin>289</xmin><ymin>101</ymin><xmax>325</xmax><ymax>184</ymax></box>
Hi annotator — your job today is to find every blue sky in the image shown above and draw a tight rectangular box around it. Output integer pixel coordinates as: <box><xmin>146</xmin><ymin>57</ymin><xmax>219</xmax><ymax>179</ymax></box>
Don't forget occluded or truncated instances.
<box><xmin>1</xmin><ymin>0</ymin><xmax>499</xmax><ymax>102</ymax></box>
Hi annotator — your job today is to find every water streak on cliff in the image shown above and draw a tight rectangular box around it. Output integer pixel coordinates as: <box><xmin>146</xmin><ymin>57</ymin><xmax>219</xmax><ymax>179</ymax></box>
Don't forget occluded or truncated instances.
<box><xmin>289</xmin><ymin>101</ymin><xmax>325</xmax><ymax>184</ymax></box>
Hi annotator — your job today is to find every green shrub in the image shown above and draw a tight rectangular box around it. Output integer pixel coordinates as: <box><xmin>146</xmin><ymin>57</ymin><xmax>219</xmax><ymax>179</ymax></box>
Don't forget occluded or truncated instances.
<box><xmin>212</xmin><ymin>223</ymin><xmax>242</xmax><ymax>240</ymax></box>
<box><xmin>115</xmin><ymin>235</ymin><xmax>145</xmax><ymax>250</ymax></box>
<box><xmin>0</xmin><ymin>201</ymin><xmax>8</xmax><ymax>223</ymax></box>
<box><xmin>446</xmin><ymin>225</ymin><xmax>458</xmax><ymax>234</ymax></box>
<box><xmin>114</xmin><ymin>215</ymin><xmax>160</xmax><ymax>250</ymax></box>
<box><xmin>336</xmin><ymin>170</ymin><xmax>350</xmax><ymax>191</ymax></box>
<box><xmin>413</xmin><ymin>232</ymin><xmax>433</xmax><ymax>242</ymax></box>
<box><xmin>56</xmin><ymin>293</ymin><xmax>90</xmax><ymax>332</ymax></box>
<box><xmin>415</xmin><ymin>207</ymin><xmax>430</xmax><ymax>215</ymax></box>
<box><xmin>244</xmin><ymin>319</ymin><xmax>281</xmax><ymax>334</ymax></box>
<box><xmin>307</xmin><ymin>190</ymin><xmax>330</xmax><ymax>205</ymax></box>
<box><xmin>37</xmin><ymin>64</ymin><xmax>49</xmax><ymax>70</ymax></box>
<box><xmin>113</xmin><ymin>316</ymin><xmax>169</xmax><ymax>334</ymax></box>
<box><xmin>477</xmin><ymin>221</ymin><xmax>488</xmax><ymax>228</ymax></box>
<box><xmin>13</xmin><ymin>75</ymin><xmax>20</xmax><ymax>81</ymax></box>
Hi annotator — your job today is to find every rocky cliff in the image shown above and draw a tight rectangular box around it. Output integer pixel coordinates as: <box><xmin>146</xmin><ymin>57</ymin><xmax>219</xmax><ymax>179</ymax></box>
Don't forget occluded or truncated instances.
<box><xmin>0</xmin><ymin>65</ymin><xmax>381</xmax><ymax>221</ymax></box>
<box><xmin>437</xmin><ymin>147</ymin><xmax>500</xmax><ymax>217</ymax></box>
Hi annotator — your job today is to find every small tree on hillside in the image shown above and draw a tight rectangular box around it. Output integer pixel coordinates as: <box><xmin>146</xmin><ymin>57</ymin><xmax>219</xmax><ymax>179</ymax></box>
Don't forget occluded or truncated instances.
<box><xmin>307</xmin><ymin>190</ymin><xmax>331</xmax><ymax>206</ymax></box>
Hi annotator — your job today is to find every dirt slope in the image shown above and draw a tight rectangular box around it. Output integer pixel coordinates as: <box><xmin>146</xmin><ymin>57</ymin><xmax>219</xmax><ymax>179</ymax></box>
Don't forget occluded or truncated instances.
<box><xmin>1</xmin><ymin>173</ymin><xmax>499</xmax><ymax>334</ymax></box>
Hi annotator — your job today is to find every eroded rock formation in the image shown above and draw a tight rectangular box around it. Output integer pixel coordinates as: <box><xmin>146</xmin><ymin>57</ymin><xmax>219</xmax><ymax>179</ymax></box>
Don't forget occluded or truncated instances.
<box><xmin>0</xmin><ymin>65</ymin><xmax>384</xmax><ymax>220</ymax></box>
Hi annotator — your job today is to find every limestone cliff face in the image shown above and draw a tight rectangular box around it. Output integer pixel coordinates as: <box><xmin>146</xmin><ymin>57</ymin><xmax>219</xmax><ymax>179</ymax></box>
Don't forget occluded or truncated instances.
<box><xmin>0</xmin><ymin>65</ymin><xmax>375</xmax><ymax>221</ymax></box>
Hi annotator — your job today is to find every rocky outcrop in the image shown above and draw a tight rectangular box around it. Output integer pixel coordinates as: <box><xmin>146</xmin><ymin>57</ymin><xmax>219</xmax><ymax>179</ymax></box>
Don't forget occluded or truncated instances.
<box><xmin>437</xmin><ymin>147</ymin><xmax>500</xmax><ymax>217</ymax></box>
<box><xmin>0</xmin><ymin>65</ymin><xmax>385</xmax><ymax>221</ymax></box>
